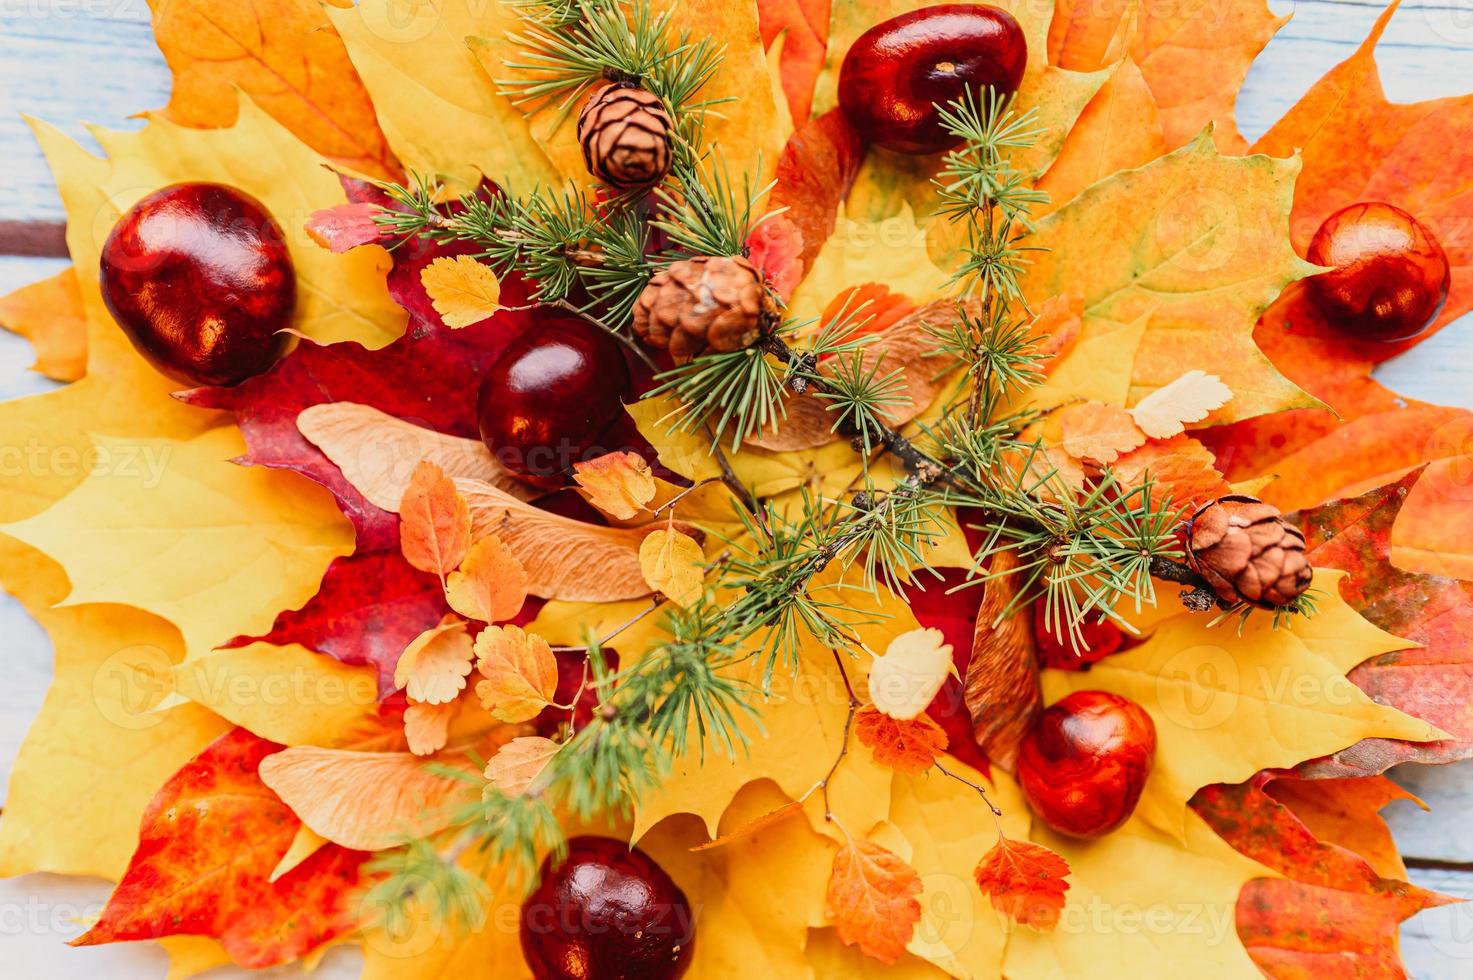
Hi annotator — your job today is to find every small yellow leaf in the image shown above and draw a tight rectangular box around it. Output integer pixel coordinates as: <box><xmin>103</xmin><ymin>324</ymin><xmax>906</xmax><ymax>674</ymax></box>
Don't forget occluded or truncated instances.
<box><xmin>403</xmin><ymin>700</ymin><xmax>457</xmax><ymax>757</ymax></box>
<box><xmin>868</xmin><ymin>627</ymin><xmax>954</xmax><ymax>721</ymax></box>
<box><xmin>393</xmin><ymin>614</ymin><xmax>474</xmax><ymax>704</ymax></box>
<box><xmin>474</xmin><ymin>625</ymin><xmax>559</xmax><ymax>723</ymax></box>
<box><xmin>638</xmin><ymin>528</ymin><xmax>705</xmax><ymax>606</ymax></box>
<box><xmin>1129</xmin><ymin>370</ymin><xmax>1234</xmax><ymax>438</ymax></box>
<box><xmin>445</xmin><ymin>534</ymin><xmax>528</xmax><ymax>623</ymax></box>
<box><xmin>484</xmin><ymin>736</ymin><xmax>559</xmax><ymax>796</ymax></box>
<box><xmin>420</xmin><ymin>255</ymin><xmax>502</xmax><ymax>328</ymax></box>
<box><xmin>573</xmin><ymin>451</ymin><xmax>657</xmax><ymax>520</ymax></box>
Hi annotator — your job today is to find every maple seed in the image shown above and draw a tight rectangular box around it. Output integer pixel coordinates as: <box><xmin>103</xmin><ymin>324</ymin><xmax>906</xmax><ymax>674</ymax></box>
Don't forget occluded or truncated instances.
<box><xmin>1016</xmin><ymin>690</ymin><xmax>1156</xmax><ymax>838</ymax></box>
<box><xmin>521</xmin><ymin>836</ymin><xmax>694</xmax><ymax>980</ymax></box>
<box><xmin>1307</xmin><ymin>202</ymin><xmax>1450</xmax><ymax>343</ymax></box>
<box><xmin>99</xmin><ymin>182</ymin><xmax>295</xmax><ymax>387</ymax></box>
<box><xmin>837</xmin><ymin>4</ymin><xmax>1027</xmax><ymax>154</ymax></box>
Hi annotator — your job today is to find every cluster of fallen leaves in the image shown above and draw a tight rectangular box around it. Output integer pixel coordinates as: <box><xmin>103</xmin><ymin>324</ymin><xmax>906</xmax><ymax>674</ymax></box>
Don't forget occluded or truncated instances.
<box><xmin>0</xmin><ymin>0</ymin><xmax>1471</xmax><ymax>978</ymax></box>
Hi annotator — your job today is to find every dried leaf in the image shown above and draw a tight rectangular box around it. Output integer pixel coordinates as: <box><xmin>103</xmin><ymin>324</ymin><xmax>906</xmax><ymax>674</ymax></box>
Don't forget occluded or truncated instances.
<box><xmin>855</xmin><ymin>707</ymin><xmax>948</xmax><ymax>775</ymax></box>
<box><xmin>258</xmin><ymin>745</ymin><xmax>473</xmax><ymax>850</ymax></box>
<box><xmin>689</xmin><ymin>800</ymin><xmax>805</xmax><ymax>852</ymax></box>
<box><xmin>639</xmin><ymin>528</ymin><xmax>706</xmax><ymax>607</ymax></box>
<box><xmin>966</xmin><ymin>552</ymin><xmax>1042</xmax><ymax>771</ymax></box>
<box><xmin>1112</xmin><ymin>435</ymin><xmax>1233</xmax><ymax>510</ymax></box>
<box><xmin>458</xmin><ymin>478</ymin><xmax>666</xmax><ymax>601</ymax></box>
<box><xmin>573</xmin><ymin>451</ymin><xmax>657</xmax><ymax>520</ymax></box>
<box><xmin>445</xmin><ymin>534</ymin><xmax>528</xmax><ymax>624</ymax></box>
<box><xmin>868</xmin><ymin>627</ymin><xmax>953</xmax><ymax>721</ymax></box>
<box><xmin>71</xmin><ymin>729</ymin><xmax>366</xmax><ymax>968</ymax></box>
<box><xmin>824</xmin><ymin>838</ymin><xmax>923</xmax><ymax>965</ymax></box>
<box><xmin>404</xmin><ymin>700</ymin><xmax>456</xmax><ymax>757</ymax></box>
<box><xmin>1130</xmin><ymin>371</ymin><xmax>1233</xmax><ymax>439</ymax></box>
<box><xmin>974</xmin><ymin>836</ymin><xmax>1072</xmax><ymax>931</ymax></box>
<box><xmin>399</xmin><ymin>461</ymin><xmax>472</xmax><ymax>578</ymax></box>
<box><xmin>393</xmin><ymin>614</ymin><xmax>474</xmax><ymax>704</ymax></box>
<box><xmin>420</xmin><ymin>255</ymin><xmax>502</xmax><ymax>329</ymax></box>
<box><xmin>1057</xmin><ymin>402</ymin><xmax>1147</xmax><ymax>464</ymax></box>
<box><xmin>148</xmin><ymin>0</ymin><xmax>400</xmax><ymax>179</ymax></box>
<box><xmin>475</xmin><ymin>625</ymin><xmax>559</xmax><ymax>723</ymax></box>
<box><xmin>0</xmin><ymin>266</ymin><xmax>87</xmax><ymax>381</ymax></box>
<box><xmin>484</xmin><ymin>736</ymin><xmax>560</xmax><ymax>796</ymax></box>
<box><xmin>306</xmin><ymin>202</ymin><xmax>385</xmax><ymax>253</ymax></box>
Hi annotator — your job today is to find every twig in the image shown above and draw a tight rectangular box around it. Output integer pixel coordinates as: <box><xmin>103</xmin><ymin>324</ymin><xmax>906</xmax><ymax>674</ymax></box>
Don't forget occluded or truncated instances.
<box><xmin>550</xmin><ymin>597</ymin><xmax>662</xmax><ymax>653</ymax></box>
<box><xmin>818</xmin><ymin>647</ymin><xmax>861</xmax><ymax>822</ymax></box>
<box><xmin>934</xmin><ymin>760</ymin><xmax>1005</xmax><ymax>836</ymax></box>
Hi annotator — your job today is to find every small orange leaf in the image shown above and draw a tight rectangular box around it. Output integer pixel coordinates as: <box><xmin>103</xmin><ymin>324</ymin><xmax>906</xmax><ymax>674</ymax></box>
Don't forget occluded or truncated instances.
<box><xmin>393</xmin><ymin>614</ymin><xmax>474</xmax><ymax>705</ymax></box>
<box><xmin>638</xmin><ymin>528</ymin><xmax>705</xmax><ymax>607</ymax></box>
<box><xmin>1058</xmin><ymin>402</ymin><xmax>1147</xmax><ymax>464</ymax></box>
<box><xmin>403</xmin><ymin>700</ymin><xmax>456</xmax><ymax>757</ymax></box>
<box><xmin>825</xmin><ymin>838</ymin><xmax>923</xmax><ymax>964</ymax></box>
<box><xmin>974</xmin><ymin>836</ymin><xmax>1071</xmax><ymax>931</ymax></box>
<box><xmin>484</xmin><ymin>736</ymin><xmax>560</xmax><ymax>796</ymax></box>
<box><xmin>1129</xmin><ymin>370</ymin><xmax>1233</xmax><ymax>438</ymax></box>
<box><xmin>855</xmin><ymin>707</ymin><xmax>948</xmax><ymax>775</ymax></box>
<box><xmin>573</xmin><ymin>451</ymin><xmax>658</xmax><ymax>520</ymax></box>
<box><xmin>689</xmin><ymin>800</ymin><xmax>804</xmax><ymax>852</ymax></box>
<box><xmin>445</xmin><ymin>534</ymin><xmax>528</xmax><ymax>624</ymax></box>
<box><xmin>474</xmin><ymin>625</ymin><xmax>559</xmax><ymax>723</ymax></box>
<box><xmin>399</xmin><ymin>460</ymin><xmax>472</xmax><ymax>578</ymax></box>
<box><xmin>0</xmin><ymin>267</ymin><xmax>87</xmax><ymax>382</ymax></box>
<box><xmin>420</xmin><ymin>255</ymin><xmax>502</xmax><ymax>329</ymax></box>
<box><xmin>1113</xmin><ymin>435</ymin><xmax>1232</xmax><ymax>509</ymax></box>
<box><xmin>867</xmin><ymin>627</ymin><xmax>954</xmax><ymax>721</ymax></box>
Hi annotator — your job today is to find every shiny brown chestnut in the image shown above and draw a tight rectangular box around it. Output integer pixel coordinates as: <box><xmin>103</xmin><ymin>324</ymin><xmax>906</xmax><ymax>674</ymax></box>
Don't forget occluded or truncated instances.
<box><xmin>520</xmin><ymin>836</ymin><xmax>694</xmax><ymax>980</ymax></box>
<box><xmin>476</xmin><ymin>307</ymin><xmax>632</xmax><ymax>486</ymax></box>
<box><xmin>837</xmin><ymin>4</ymin><xmax>1027</xmax><ymax>155</ymax></box>
<box><xmin>1016</xmin><ymin>690</ymin><xmax>1156</xmax><ymax>838</ymax></box>
<box><xmin>99</xmin><ymin>182</ymin><xmax>295</xmax><ymax>386</ymax></box>
<box><xmin>1306</xmin><ymin>201</ymin><xmax>1450</xmax><ymax>343</ymax></box>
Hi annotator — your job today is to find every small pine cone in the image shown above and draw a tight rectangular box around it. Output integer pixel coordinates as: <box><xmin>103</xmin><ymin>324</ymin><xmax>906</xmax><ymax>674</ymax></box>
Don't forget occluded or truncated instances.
<box><xmin>577</xmin><ymin>84</ymin><xmax>672</xmax><ymax>190</ymax></box>
<box><xmin>1186</xmin><ymin>494</ymin><xmax>1312</xmax><ymax>609</ymax></box>
<box><xmin>632</xmin><ymin>255</ymin><xmax>777</xmax><ymax>362</ymax></box>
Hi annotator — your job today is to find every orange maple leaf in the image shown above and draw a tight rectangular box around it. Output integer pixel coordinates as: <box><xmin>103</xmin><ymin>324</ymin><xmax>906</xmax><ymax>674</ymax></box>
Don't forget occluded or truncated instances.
<box><xmin>573</xmin><ymin>451</ymin><xmax>658</xmax><ymax>520</ymax></box>
<box><xmin>474</xmin><ymin>625</ymin><xmax>559</xmax><ymax>723</ymax></box>
<box><xmin>399</xmin><ymin>460</ymin><xmax>471</xmax><ymax>579</ymax></box>
<box><xmin>445</xmin><ymin>534</ymin><xmax>528</xmax><ymax>624</ymax></box>
<box><xmin>151</xmin><ymin>0</ymin><xmax>400</xmax><ymax>179</ymax></box>
<box><xmin>855</xmin><ymin>707</ymin><xmax>948</xmax><ymax>775</ymax></box>
<box><xmin>825</xmin><ymin>838</ymin><xmax>923</xmax><ymax>964</ymax></box>
<box><xmin>974</xmin><ymin>835</ymin><xmax>1072</xmax><ymax>931</ymax></box>
<box><xmin>1057</xmin><ymin>402</ymin><xmax>1146</xmax><ymax>464</ymax></box>
<box><xmin>0</xmin><ymin>267</ymin><xmax>87</xmax><ymax>382</ymax></box>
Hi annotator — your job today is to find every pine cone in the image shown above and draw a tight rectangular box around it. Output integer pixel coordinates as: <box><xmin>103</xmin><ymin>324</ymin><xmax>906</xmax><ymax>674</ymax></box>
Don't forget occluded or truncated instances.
<box><xmin>577</xmin><ymin>84</ymin><xmax>672</xmax><ymax>190</ymax></box>
<box><xmin>632</xmin><ymin>255</ymin><xmax>777</xmax><ymax>362</ymax></box>
<box><xmin>1186</xmin><ymin>494</ymin><xmax>1312</xmax><ymax>608</ymax></box>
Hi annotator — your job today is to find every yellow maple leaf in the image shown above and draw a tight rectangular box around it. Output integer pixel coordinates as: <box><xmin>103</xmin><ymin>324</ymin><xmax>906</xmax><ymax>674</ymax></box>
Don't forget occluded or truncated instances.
<box><xmin>5</xmin><ymin>427</ymin><xmax>354</xmax><ymax>661</ymax></box>
<box><xmin>639</xmin><ymin>528</ymin><xmax>706</xmax><ymax>607</ymax></box>
<box><xmin>484</xmin><ymin>736</ymin><xmax>560</xmax><ymax>797</ymax></box>
<box><xmin>867</xmin><ymin>627</ymin><xmax>954</xmax><ymax>721</ymax></box>
<box><xmin>1129</xmin><ymin>370</ymin><xmax>1234</xmax><ymax>438</ymax></box>
<box><xmin>474</xmin><ymin>625</ymin><xmax>559</xmax><ymax>723</ymax></box>
<box><xmin>445</xmin><ymin>535</ymin><xmax>529</xmax><ymax>624</ymax></box>
<box><xmin>420</xmin><ymin>255</ymin><xmax>502</xmax><ymax>329</ymax></box>
<box><xmin>0</xmin><ymin>536</ymin><xmax>231</xmax><ymax>881</ymax></box>
<box><xmin>1020</xmin><ymin>133</ymin><xmax>1321</xmax><ymax>423</ymax></box>
<box><xmin>394</xmin><ymin>615</ymin><xmax>475</xmax><ymax>704</ymax></box>
<box><xmin>573</xmin><ymin>451</ymin><xmax>658</xmax><ymax>521</ymax></box>
<box><xmin>1047</xmin><ymin>571</ymin><xmax>1442</xmax><ymax>839</ymax></box>
<box><xmin>0</xmin><ymin>266</ymin><xmax>87</xmax><ymax>381</ymax></box>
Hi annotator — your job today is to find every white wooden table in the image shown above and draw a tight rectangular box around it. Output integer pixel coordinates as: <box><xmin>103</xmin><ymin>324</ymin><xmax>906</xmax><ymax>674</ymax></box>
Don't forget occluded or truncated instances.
<box><xmin>2</xmin><ymin>1</ymin><xmax>1472</xmax><ymax>976</ymax></box>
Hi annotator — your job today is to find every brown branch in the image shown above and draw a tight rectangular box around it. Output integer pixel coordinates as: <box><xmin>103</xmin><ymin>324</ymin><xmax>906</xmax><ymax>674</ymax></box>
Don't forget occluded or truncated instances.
<box><xmin>819</xmin><ymin>647</ymin><xmax>862</xmax><ymax>822</ymax></box>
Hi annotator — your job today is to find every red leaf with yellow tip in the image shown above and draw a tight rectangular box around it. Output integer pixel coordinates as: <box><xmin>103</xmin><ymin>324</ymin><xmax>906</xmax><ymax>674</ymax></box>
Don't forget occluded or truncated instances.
<box><xmin>72</xmin><ymin>728</ymin><xmax>368</xmax><ymax>968</ymax></box>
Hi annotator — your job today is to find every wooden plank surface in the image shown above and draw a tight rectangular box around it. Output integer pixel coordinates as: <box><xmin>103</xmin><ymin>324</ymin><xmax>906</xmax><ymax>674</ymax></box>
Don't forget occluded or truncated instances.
<box><xmin>2</xmin><ymin>1</ymin><xmax>1473</xmax><ymax>976</ymax></box>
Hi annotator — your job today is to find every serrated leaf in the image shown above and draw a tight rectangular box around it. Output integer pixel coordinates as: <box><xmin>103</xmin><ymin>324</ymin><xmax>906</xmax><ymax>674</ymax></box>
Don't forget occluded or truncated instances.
<box><xmin>420</xmin><ymin>255</ymin><xmax>502</xmax><ymax>329</ymax></box>
<box><xmin>573</xmin><ymin>451</ymin><xmax>657</xmax><ymax>521</ymax></box>
<box><xmin>854</xmin><ymin>707</ymin><xmax>947</xmax><ymax>775</ymax></box>
<box><xmin>484</xmin><ymin>736</ymin><xmax>560</xmax><ymax>797</ymax></box>
<box><xmin>404</xmin><ymin>700</ymin><xmax>457</xmax><ymax>757</ymax></box>
<box><xmin>399</xmin><ymin>461</ymin><xmax>472</xmax><ymax>578</ymax></box>
<box><xmin>867</xmin><ymin>627</ymin><xmax>953</xmax><ymax>721</ymax></box>
<box><xmin>1129</xmin><ymin>370</ymin><xmax>1233</xmax><ymax>438</ymax></box>
<box><xmin>474</xmin><ymin>625</ymin><xmax>558</xmax><ymax>724</ymax></box>
<box><xmin>1057</xmin><ymin>401</ymin><xmax>1147</xmax><ymax>464</ymax></box>
<box><xmin>445</xmin><ymin>534</ymin><xmax>528</xmax><ymax>623</ymax></box>
<box><xmin>0</xmin><ymin>266</ymin><xmax>86</xmax><ymax>381</ymax></box>
<box><xmin>639</xmin><ymin>528</ymin><xmax>706</xmax><ymax>607</ymax></box>
<box><xmin>974</xmin><ymin>836</ymin><xmax>1072</xmax><ymax>931</ymax></box>
<box><xmin>393</xmin><ymin>614</ymin><xmax>474</xmax><ymax>705</ymax></box>
<box><xmin>825</xmin><ymin>838</ymin><xmax>923</xmax><ymax>965</ymax></box>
